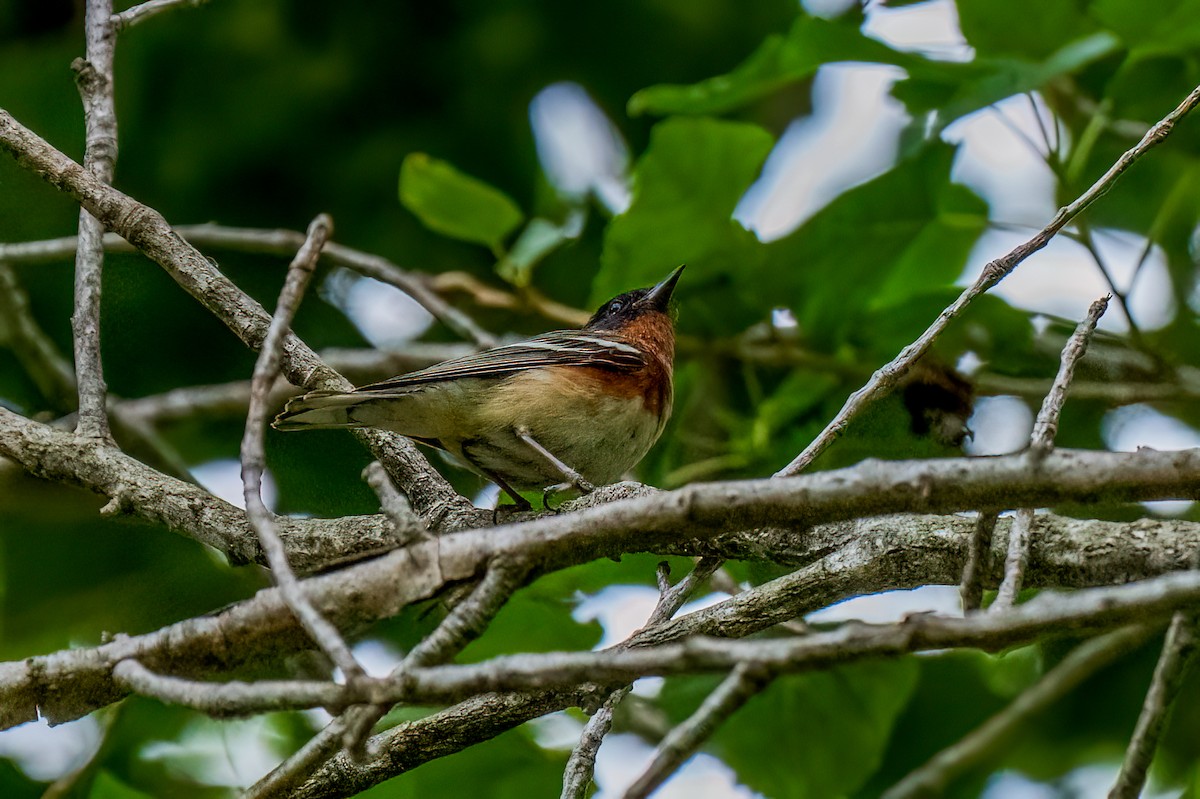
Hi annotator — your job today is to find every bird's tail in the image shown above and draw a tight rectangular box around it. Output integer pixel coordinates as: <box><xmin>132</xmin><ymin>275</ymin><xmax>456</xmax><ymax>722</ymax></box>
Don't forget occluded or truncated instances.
<box><xmin>272</xmin><ymin>391</ymin><xmax>371</xmax><ymax>431</ymax></box>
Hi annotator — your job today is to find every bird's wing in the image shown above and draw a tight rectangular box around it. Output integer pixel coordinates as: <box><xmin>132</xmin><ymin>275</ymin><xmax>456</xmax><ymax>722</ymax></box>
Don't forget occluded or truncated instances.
<box><xmin>354</xmin><ymin>330</ymin><xmax>644</xmax><ymax>393</ymax></box>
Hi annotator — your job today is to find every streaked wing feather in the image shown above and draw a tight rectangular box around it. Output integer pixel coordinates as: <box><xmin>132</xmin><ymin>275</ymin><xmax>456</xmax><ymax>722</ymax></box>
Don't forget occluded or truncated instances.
<box><xmin>355</xmin><ymin>331</ymin><xmax>644</xmax><ymax>392</ymax></box>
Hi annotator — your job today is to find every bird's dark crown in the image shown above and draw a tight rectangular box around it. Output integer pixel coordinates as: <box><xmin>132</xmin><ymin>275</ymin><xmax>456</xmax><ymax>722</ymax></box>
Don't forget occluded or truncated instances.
<box><xmin>584</xmin><ymin>265</ymin><xmax>684</xmax><ymax>332</ymax></box>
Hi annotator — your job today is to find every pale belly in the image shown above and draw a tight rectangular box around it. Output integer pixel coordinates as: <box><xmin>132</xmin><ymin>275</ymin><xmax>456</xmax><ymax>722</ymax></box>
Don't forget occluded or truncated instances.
<box><xmin>455</xmin><ymin>370</ymin><xmax>665</xmax><ymax>489</ymax></box>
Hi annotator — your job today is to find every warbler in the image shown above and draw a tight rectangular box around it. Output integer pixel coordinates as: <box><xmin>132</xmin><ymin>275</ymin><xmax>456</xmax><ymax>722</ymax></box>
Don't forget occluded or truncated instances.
<box><xmin>273</xmin><ymin>265</ymin><xmax>683</xmax><ymax>508</ymax></box>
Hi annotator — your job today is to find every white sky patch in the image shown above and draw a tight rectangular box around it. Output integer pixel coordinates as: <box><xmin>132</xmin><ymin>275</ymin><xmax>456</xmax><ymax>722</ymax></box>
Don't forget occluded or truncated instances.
<box><xmin>193</xmin><ymin>458</ymin><xmax>277</xmax><ymax>512</ymax></box>
<box><xmin>574</xmin><ymin>584</ymin><xmax>659</xmax><ymax>650</ymax></box>
<box><xmin>981</xmin><ymin>771</ymin><xmax>1059</xmax><ymax>799</ymax></box>
<box><xmin>944</xmin><ymin>94</ymin><xmax>1062</xmax><ymax>227</ymax></box>
<box><xmin>1103</xmin><ymin>404</ymin><xmax>1200</xmax><ymax>516</ymax></box>
<box><xmin>530</xmin><ymin>82</ymin><xmax>631</xmax><ymax>214</ymax></box>
<box><xmin>529</xmin><ymin>711</ymin><xmax>586</xmax><ymax>750</ymax></box>
<box><xmin>322</xmin><ymin>268</ymin><xmax>434</xmax><ymax>350</ymax></box>
<box><xmin>0</xmin><ymin>716</ymin><xmax>102</xmax><ymax>782</ymax></box>
<box><xmin>862</xmin><ymin>0</ymin><xmax>974</xmax><ymax>62</ymax></box>
<box><xmin>964</xmin><ymin>395</ymin><xmax>1034</xmax><ymax>456</ymax></box>
<box><xmin>141</xmin><ymin>716</ymin><xmax>290</xmax><ymax>789</ymax></box>
<box><xmin>736</xmin><ymin>63</ymin><xmax>909</xmax><ymax>242</ymax></box>
<box><xmin>945</xmin><ymin>93</ymin><xmax>1174</xmax><ymax>334</ymax></box>
<box><xmin>574</xmin><ymin>586</ymin><xmax>728</xmax><ymax>652</ymax></box>
<box><xmin>808</xmin><ymin>585</ymin><xmax>962</xmax><ymax>624</ymax></box>
<box><xmin>473</xmin><ymin>482</ymin><xmax>501</xmax><ymax>509</ymax></box>
<box><xmin>594</xmin><ymin>733</ymin><xmax>759</xmax><ymax>799</ymax></box>
<box><xmin>959</xmin><ymin>228</ymin><xmax>1174</xmax><ymax>335</ymax></box>
<box><xmin>956</xmin><ymin>350</ymin><xmax>984</xmax><ymax>376</ymax></box>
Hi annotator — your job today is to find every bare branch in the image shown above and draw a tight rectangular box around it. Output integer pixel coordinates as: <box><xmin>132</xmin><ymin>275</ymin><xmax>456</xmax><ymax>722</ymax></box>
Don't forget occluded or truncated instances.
<box><xmin>1109</xmin><ymin>613</ymin><xmax>1200</xmax><ymax>798</ymax></box>
<box><xmin>776</xmin><ymin>84</ymin><xmax>1200</xmax><ymax>476</ymax></box>
<box><xmin>362</xmin><ymin>461</ymin><xmax>425</xmax><ymax>546</ymax></box>
<box><xmin>240</xmin><ymin>213</ymin><xmax>364</xmax><ymax>682</ymax></box>
<box><xmin>994</xmin><ymin>295</ymin><xmax>1108</xmax><ymax>610</ymax></box>
<box><xmin>246</xmin><ymin>560</ymin><xmax>527</xmax><ymax>799</ymax></box>
<box><xmin>622</xmin><ymin>663</ymin><xmax>770</xmax><ymax>799</ymax></box>
<box><xmin>960</xmin><ymin>512</ymin><xmax>998</xmax><ymax>613</ymax></box>
<box><xmin>1029</xmin><ymin>295</ymin><xmax>1110</xmax><ymax>453</ymax></box>
<box><xmin>8</xmin><ymin>441</ymin><xmax>1200</xmax><ymax>728</ymax></box>
<box><xmin>288</xmin><ymin>511</ymin><xmax>1200</xmax><ymax>799</ymax></box>
<box><xmin>561</xmin><ymin>557</ymin><xmax>722</xmax><ymax>799</ymax></box>
<box><xmin>884</xmin><ymin>625</ymin><xmax>1153</xmax><ymax>799</ymax></box>
<box><xmin>0</xmin><ymin>406</ymin><xmax>398</xmax><ymax>570</ymax></box>
<box><xmin>70</xmin><ymin>0</ymin><xmax>118</xmax><ymax>441</ymax></box>
<box><xmin>111</xmin><ymin>0</ymin><xmax>210</xmax><ymax>31</ymax></box>
<box><xmin>0</xmin><ymin>106</ymin><xmax>472</xmax><ymax>523</ymax></box>
<box><xmin>72</xmin><ymin>571</ymin><xmax>1200</xmax><ymax>716</ymax></box>
<box><xmin>111</xmin><ymin>344</ymin><xmax>473</xmax><ymax>426</ymax></box>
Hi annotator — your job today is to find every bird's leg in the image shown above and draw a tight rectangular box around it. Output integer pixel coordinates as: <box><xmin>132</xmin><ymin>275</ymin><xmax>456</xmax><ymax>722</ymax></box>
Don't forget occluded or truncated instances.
<box><xmin>485</xmin><ymin>469</ymin><xmax>533</xmax><ymax>515</ymax></box>
<box><xmin>513</xmin><ymin>426</ymin><xmax>595</xmax><ymax>510</ymax></box>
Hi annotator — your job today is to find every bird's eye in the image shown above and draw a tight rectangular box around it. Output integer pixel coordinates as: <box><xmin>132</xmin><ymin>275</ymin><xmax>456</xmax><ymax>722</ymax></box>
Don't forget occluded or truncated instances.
<box><xmin>608</xmin><ymin>300</ymin><xmax>624</xmax><ymax>315</ymax></box>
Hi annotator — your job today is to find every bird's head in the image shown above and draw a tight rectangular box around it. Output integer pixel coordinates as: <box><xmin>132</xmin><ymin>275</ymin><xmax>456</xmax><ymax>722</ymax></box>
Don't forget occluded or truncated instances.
<box><xmin>583</xmin><ymin>265</ymin><xmax>685</xmax><ymax>332</ymax></box>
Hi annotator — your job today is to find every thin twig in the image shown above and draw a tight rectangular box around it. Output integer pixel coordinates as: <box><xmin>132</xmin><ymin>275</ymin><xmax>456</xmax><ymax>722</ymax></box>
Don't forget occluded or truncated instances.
<box><xmin>885</xmin><ymin>625</ymin><xmax>1153</xmax><ymax>799</ymax></box>
<box><xmin>362</xmin><ymin>461</ymin><xmax>425</xmax><ymax>546</ymax></box>
<box><xmin>0</xmin><ymin>109</ymin><xmax>472</xmax><ymax>524</ymax></box>
<box><xmin>70</xmin><ymin>0</ymin><xmax>118</xmax><ymax>441</ymax></box>
<box><xmin>77</xmin><ymin>571</ymin><xmax>1200</xmax><ymax>716</ymax></box>
<box><xmin>1075</xmin><ymin>222</ymin><xmax>1144</xmax><ymax>347</ymax></box>
<box><xmin>246</xmin><ymin>560</ymin><xmax>526</xmax><ymax>799</ymax></box>
<box><xmin>240</xmin><ymin>213</ymin><xmax>364</xmax><ymax>682</ymax></box>
<box><xmin>1110</xmin><ymin>515</ymin><xmax>1200</xmax><ymax>799</ymax></box>
<box><xmin>776</xmin><ymin>84</ymin><xmax>1200</xmax><ymax>476</ymax></box>
<box><xmin>168</xmin><ymin>224</ymin><xmax>497</xmax><ymax>347</ymax></box>
<box><xmin>110</xmin><ymin>0</ymin><xmax>210</xmax><ymax>31</ymax></box>
<box><xmin>994</xmin><ymin>295</ymin><xmax>1109</xmax><ymax>610</ymax></box>
<box><xmin>959</xmin><ymin>511</ymin><xmax>998</xmax><ymax>613</ymax></box>
<box><xmin>622</xmin><ymin>663</ymin><xmax>770</xmax><ymax>799</ymax></box>
<box><xmin>560</xmin><ymin>558</ymin><xmax>723</xmax><ymax>799</ymax></box>
<box><xmin>1108</xmin><ymin>613</ymin><xmax>1199</xmax><ymax>798</ymax></box>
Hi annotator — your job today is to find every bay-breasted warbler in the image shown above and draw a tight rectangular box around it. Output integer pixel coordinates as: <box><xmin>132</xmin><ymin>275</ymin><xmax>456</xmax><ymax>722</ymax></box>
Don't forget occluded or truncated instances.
<box><xmin>273</xmin><ymin>265</ymin><xmax>684</xmax><ymax>508</ymax></box>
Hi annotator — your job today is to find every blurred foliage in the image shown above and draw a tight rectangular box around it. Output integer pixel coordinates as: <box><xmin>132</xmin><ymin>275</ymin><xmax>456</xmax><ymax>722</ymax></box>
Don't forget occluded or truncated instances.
<box><xmin>4</xmin><ymin>0</ymin><xmax>1200</xmax><ymax>796</ymax></box>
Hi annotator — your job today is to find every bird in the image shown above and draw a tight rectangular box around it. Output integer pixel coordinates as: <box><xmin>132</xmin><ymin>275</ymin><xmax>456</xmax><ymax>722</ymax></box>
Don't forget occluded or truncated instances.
<box><xmin>273</xmin><ymin>265</ymin><xmax>684</xmax><ymax>510</ymax></box>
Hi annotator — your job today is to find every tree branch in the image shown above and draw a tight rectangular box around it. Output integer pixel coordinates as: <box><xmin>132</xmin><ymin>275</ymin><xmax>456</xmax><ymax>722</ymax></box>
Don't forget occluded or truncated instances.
<box><xmin>6</xmin><ymin>444</ymin><xmax>1200</xmax><ymax>728</ymax></box>
<box><xmin>289</xmin><ymin>511</ymin><xmax>1200</xmax><ymax>798</ymax></box>
<box><xmin>560</xmin><ymin>558</ymin><xmax>722</xmax><ymax>799</ymax></box>
<box><xmin>69</xmin><ymin>0</ymin><xmax>118</xmax><ymax>441</ymax></box>
<box><xmin>884</xmin><ymin>625</ymin><xmax>1153</xmax><ymax>799</ymax></box>
<box><xmin>0</xmin><ymin>106</ymin><xmax>472</xmax><ymax>525</ymax></box>
<box><xmin>239</xmin><ymin>213</ymin><xmax>365</xmax><ymax>682</ymax></box>
<box><xmin>776</xmin><ymin>83</ymin><xmax>1200</xmax><ymax>476</ymax></box>
<box><xmin>0</xmin><ymin>263</ymin><xmax>78</xmax><ymax>410</ymax></box>
<box><xmin>1109</xmin><ymin>612</ymin><xmax>1200</xmax><ymax>797</ymax></box>
<box><xmin>622</xmin><ymin>663</ymin><xmax>770</xmax><ymax>799</ymax></box>
<box><xmin>79</xmin><ymin>571</ymin><xmax>1200</xmax><ymax>715</ymax></box>
<box><xmin>111</xmin><ymin>0</ymin><xmax>211</xmax><ymax>31</ymax></box>
<box><xmin>994</xmin><ymin>294</ymin><xmax>1108</xmax><ymax>610</ymax></box>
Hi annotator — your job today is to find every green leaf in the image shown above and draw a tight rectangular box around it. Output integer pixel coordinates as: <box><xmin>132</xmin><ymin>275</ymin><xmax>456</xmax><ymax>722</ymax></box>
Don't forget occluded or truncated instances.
<box><xmin>456</xmin><ymin>566</ymin><xmax>603</xmax><ymax>663</ymax></box>
<box><xmin>958</xmin><ymin>0</ymin><xmax>1098</xmax><ymax>60</ymax></box>
<box><xmin>359</xmin><ymin>727</ymin><xmax>565</xmax><ymax>799</ymax></box>
<box><xmin>399</xmin><ymin>153</ymin><xmax>524</xmax><ymax>253</ymax></box>
<box><xmin>595</xmin><ymin>117</ymin><xmax>774</xmax><ymax>334</ymax></box>
<box><xmin>893</xmin><ymin>32</ymin><xmax>1120</xmax><ymax>142</ymax></box>
<box><xmin>496</xmin><ymin>212</ymin><xmax>584</xmax><ymax>287</ymax></box>
<box><xmin>978</xmin><ymin>645</ymin><xmax>1044</xmax><ymax>699</ymax></box>
<box><xmin>660</xmin><ymin>659</ymin><xmax>919</xmax><ymax>798</ymax></box>
<box><xmin>1091</xmin><ymin>0</ymin><xmax>1200</xmax><ymax>58</ymax></box>
<box><xmin>761</xmin><ymin>143</ymin><xmax>986</xmax><ymax>349</ymax></box>
<box><xmin>629</xmin><ymin>13</ymin><xmax>916</xmax><ymax>117</ymax></box>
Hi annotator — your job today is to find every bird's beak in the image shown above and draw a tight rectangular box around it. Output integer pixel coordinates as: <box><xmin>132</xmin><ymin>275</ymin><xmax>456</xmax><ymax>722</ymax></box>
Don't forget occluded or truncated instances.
<box><xmin>643</xmin><ymin>264</ymin><xmax>685</xmax><ymax>312</ymax></box>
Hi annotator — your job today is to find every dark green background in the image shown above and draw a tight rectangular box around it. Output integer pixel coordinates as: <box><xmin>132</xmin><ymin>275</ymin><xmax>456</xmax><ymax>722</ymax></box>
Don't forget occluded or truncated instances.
<box><xmin>3</xmin><ymin>0</ymin><xmax>1200</xmax><ymax>796</ymax></box>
